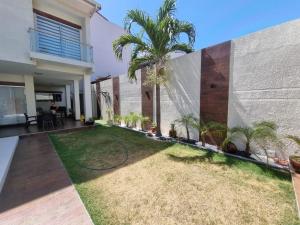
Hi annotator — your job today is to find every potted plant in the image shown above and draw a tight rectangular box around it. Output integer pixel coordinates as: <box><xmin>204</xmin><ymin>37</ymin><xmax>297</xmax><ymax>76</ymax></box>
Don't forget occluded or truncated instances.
<box><xmin>169</xmin><ymin>123</ymin><xmax>177</xmax><ymax>138</ymax></box>
<box><xmin>140</xmin><ymin>115</ymin><xmax>150</xmax><ymax>131</ymax></box>
<box><xmin>113</xmin><ymin>114</ymin><xmax>122</xmax><ymax>125</ymax></box>
<box><xmin>85</xmin><ymin>117</ymin><xmax>95</xmax><ymax>126</ymax></box>
<box><xmin>287</xmin><ymin>136</ymin><xmax>300</xmax><ymax>172</ymax></box>
<box><xmin>129</xmin><ymin>112</ymin><xmax>140</xmax><ymax>128</ymax></box>
<box><xmin>150</xmin><ymin>122</ymin><xmax>157</xmax><ymax>134</ymax></box>
<box><xmin>222</xmin><ymin>121</ymin><xmax>278</xmax><ymax>157</ymax></box>
<box><xmin>124</xmin><ymin>114</ymin><xmax>131</xmax><ymax>128</ymax></box>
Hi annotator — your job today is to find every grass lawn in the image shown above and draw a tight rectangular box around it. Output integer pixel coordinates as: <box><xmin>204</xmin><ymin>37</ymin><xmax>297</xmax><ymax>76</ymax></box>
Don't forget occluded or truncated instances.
<box><xmin>50</xmin><ymin>125</ymin><xmax>300</xmax><ymax>225</ymax></box>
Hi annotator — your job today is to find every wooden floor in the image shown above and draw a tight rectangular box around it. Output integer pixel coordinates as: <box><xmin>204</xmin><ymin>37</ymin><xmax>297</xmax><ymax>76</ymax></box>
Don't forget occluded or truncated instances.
<box><xmin>0</xmin><ymin>133</ymin><xmax>93</xmax><ymax>225</ymax></box>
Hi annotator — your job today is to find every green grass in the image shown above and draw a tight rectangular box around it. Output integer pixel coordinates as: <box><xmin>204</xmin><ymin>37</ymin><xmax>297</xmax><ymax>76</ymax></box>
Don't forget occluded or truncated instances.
<box><xmin>50</xmin><ymin>125</ymin><xmax>299</xmax><ymax>225</ymax></box>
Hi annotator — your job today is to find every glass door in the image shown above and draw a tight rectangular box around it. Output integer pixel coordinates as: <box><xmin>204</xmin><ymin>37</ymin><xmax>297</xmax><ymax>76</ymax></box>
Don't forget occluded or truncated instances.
<box><xmin>0</xmin><ymin>86</ymin><xmax>27</xmax><ymax>126</ymax></box>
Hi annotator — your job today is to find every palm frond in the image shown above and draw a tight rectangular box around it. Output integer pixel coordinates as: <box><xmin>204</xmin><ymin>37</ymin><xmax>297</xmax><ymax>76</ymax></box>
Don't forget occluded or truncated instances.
<box><xmin>170</xmin><ymin>20</ymin><xmax>196</xmax><ymax>45</ymax></box>
<box><xmin>128</xmin><ymin>56</ymin><xmax>154</xmax><ymax>80</ymax></box>
<box><xmin>254</xmin><ymin>121</ymin><xmax>277</xmax><ymax>130</ymax></box>
<box><xmin>287</xmin><ymin>135</ymin><xmax>300</xmax><ymax>146</ymax></box>
<box><xmin>168</xmin><ymin>43</ymin><xmax>193</xmax><ymax>53</ymax></box>
<box><xmin>113</xmin><ymin>34</ymin><xmax>148</xmax><ymax>60</ymax></box>
<box><xmin>157</xmin><ymin>0</ymin><xmax>176</xmax><ymax>21</ymax></box>
<box><xmin>124</xmin><ymin>9</ymin><xmax>157</xmax><ymax>47</ymax></box>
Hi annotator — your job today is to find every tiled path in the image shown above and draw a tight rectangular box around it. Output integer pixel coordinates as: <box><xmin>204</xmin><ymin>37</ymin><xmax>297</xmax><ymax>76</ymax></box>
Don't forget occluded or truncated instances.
<box><xmin>292</xmin><ymin>172</ymin><xmax>300</xmax><ymax>218</ymax></box>
<box><xmin>0</xmin><ymin>133</ymin><xmax>93</xmax><ymax>225</ymax></box>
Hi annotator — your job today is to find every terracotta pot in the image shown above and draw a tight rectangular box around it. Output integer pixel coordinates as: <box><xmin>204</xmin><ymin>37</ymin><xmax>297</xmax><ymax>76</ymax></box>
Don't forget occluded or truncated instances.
<box><xmin>290</xmin><ymin>156</ymin><xmax>300</xmax><ymax>172</ymax></box>
<box><xmin>224</xmin><ymin>142</ymin><xmax>238</xmax><ymax>154</ymax></box>
<box><xmin>151</xmin><ymin>127</ymin><xmax>156</xmax><ymax>133</ymax></box>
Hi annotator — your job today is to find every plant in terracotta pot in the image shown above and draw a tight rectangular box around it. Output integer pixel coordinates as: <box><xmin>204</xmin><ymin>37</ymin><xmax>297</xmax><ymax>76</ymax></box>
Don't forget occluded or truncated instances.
<box><xmin>140</xmin><ymin>115</ymin><xmax>150</xmax><ymax>131</ymax></box>
<box><xmin>287</xmin><ymin>135</ymin><xmax>300</xmax><ymax>172</ymax></box>
<box><xmin>150</xmin><ymin>122</ymin><xmax>157</xmax><ymax>134</ymax></box>
<box><xmin>124</xmin><ymin>114</ymin><xmax>131</xmax><ymax>128</ymax></box>
<box><xmin>192</xmin><ymin>119</ymin><xmax>227</xmax><ymax>148</ymax></box>
<box><xmin>169</xmin><ymin>123</ymin><xmax>177</xmax><ymax>138</ymax></box>
<box><xmin>85</xmin><ymin>117</ymin><xmax>95</xmax><ymax>126</ymax></box>
<box><xmin>222</xmin><ymin>121</ymin><xmax>278</xmax><ymax>157</ymax></box>
<box><xmin>113</xmin><ymin>114</ymin><xmax>122</xmax><ymax>125</ymax></box>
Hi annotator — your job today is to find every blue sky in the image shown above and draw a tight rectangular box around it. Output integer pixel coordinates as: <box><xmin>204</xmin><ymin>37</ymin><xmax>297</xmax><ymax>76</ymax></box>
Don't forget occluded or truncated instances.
<box><xmin>96</xmin><ymin>0</ymin><xmax>300</xmax><ymax>50</ymax></box>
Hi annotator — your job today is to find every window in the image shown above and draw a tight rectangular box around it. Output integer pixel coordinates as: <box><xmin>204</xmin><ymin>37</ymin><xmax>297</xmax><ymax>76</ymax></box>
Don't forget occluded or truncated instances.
<box><xmin>35</xmin><ymin>92</ymin><xmax>62</xmax><ymax>102</ymax></box>
<box><xmin>0</xmin><ymin>86</ymin><xmax>26</xmax><ymax>125</ymax></box>
<box><xmin>35</xmin><ymin>14</ymin><xmax>81</xmax><ymax>60</ymax></box>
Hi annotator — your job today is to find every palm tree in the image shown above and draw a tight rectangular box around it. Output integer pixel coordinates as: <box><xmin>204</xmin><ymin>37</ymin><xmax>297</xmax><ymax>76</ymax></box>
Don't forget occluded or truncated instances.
<box><xmin>223</xmin><ymin>121</ymin><xmax>278</xmax><ymax>156</ymax></box>
<box><xmin>192</xmin><ymin>119</ymin><xmax>227</xmax><ymax>147</ymax></box>
<box><xmin>113</xmin><ymin>0</ymin><xmax>195</xmax><ymax>136</ymax></box>
<box><xmin>175</xmin><ymin>114</ymin><xmax>195</xmax><ymax>140</ymax></box>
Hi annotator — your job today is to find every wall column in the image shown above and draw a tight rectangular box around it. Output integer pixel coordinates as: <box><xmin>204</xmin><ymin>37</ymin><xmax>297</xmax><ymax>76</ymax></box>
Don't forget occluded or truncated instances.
<box><xmin>73</xmin><ymin>80</ymin><xmax>80</xmax><ymax>120</ymax></box>
<box><xmin>65</xmin><ymin>84</ymin><xmax>71</xmax><ymax>115</ymax></box>
<box><xmin>24</xmin><ymin>75</ymin><xmax>36</xmax><ymax>116</ymax></box>
<box><xmin>83</xmin><ymin>73</ymin><xmax>92</xmax><ymax>119</ymax></box>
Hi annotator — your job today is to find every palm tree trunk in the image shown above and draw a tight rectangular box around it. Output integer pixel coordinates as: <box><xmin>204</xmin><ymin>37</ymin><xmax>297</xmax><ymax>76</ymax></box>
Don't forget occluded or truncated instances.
<box><xmin>186</xmin><ymin>125</ymin><xmax>190</xmax><ymax>140</ymax></box>
<box><xmin>155</xmin><ymin>83</ymin><xmax>162</xmax><ymax>137</ymax></box>
<box><xmin>201</xmin><ymin>134</ymin><xmax>206</xmax><ymax>147</ymax></box>
<box><xmin>245</xmin><ymin>142</ymin><xmax>250</xmax><ymax>155</ymax></box>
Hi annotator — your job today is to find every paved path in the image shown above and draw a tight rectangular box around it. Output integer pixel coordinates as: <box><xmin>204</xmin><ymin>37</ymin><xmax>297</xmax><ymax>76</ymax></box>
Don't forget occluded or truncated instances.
<box><xmin>0</xmin><ymin>133</ymin><xmax>93</xmax><ymax>225</ymax></box>
<box><xmin>292</xmin><ymin>172</ymin><xmax>300</xmax><ymax>218</ymax></box>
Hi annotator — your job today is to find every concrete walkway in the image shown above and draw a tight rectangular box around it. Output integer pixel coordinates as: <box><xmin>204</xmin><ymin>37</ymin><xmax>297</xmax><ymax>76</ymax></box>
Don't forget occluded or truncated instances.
<box><xmin>292</xmin><ymin>172</ymin><xmax>300</xmax><ymax>218</ymax></box>
<box><xmin>0</xmin><ymin>133</ymin><xmax>93</xmax><ymax>225</ymax></box>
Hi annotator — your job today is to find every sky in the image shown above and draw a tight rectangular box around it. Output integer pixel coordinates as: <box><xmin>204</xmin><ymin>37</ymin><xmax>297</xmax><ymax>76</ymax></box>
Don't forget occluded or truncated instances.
<box><xmin>96</xmin><ymin>0</ymin><xmax>300</xmax><ymax>50</ymax></box>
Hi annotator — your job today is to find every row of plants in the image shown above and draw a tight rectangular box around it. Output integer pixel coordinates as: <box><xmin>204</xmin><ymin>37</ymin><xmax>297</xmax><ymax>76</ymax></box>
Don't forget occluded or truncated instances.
<box><xmin>172</xmin><ymin>114</ymin><xmax>300</xmax><ymax>169</ymax></box>
<box><xmin>108</xmin><ymin>110</ymin><xmax>300</xmax><ymax>170</ymax></box>
<box><xmin>112</xmin><ymin>112</ymin><xmax>155</xmax><ymax>132</ymax></box>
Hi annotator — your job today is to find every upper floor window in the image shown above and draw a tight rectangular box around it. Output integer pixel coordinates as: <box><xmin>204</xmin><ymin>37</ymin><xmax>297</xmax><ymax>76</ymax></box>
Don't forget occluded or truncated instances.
<box><xmin>34</xmin><ymin>13</ymin><xmax>81</xmax><ymax>61</ymax></box>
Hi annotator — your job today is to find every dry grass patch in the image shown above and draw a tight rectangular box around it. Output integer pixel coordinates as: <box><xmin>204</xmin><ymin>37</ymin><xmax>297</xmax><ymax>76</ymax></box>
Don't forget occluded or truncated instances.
<box><xmin>50</xmin><ymin>126</ymin><xmax>300</xmax><ymax>225</ymax></box>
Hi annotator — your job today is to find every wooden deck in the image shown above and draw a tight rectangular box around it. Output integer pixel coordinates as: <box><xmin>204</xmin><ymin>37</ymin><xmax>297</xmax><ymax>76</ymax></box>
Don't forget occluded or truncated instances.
<box><xmin>0</xmin><ymin>133</ymin><xmax>93</xmax><ymax>225</ymax></box>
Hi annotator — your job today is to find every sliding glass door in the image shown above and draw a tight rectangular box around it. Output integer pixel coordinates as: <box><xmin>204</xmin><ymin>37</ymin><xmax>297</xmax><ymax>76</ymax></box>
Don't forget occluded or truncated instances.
<box><xmin>0</xmin><ymin>86</ymin><xmax>27</xmax><ymax>126</ymax></box>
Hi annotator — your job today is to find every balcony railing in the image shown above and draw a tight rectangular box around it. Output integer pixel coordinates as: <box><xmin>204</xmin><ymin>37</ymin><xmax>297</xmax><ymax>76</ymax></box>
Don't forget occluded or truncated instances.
<box><xmin>29</xmin><ymin>28</ymin><xmax>93</xmax><ymax>63</ymax></box>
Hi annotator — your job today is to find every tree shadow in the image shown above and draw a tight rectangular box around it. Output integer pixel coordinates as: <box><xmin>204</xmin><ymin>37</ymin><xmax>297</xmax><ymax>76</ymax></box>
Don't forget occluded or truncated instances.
<box><xmin>167</xmin><ymin>148</ymin><xmax>291</xmax><ymax>182</ymax></box>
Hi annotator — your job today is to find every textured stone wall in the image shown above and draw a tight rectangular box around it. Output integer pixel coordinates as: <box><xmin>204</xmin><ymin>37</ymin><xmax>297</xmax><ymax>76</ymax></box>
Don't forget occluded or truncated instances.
<box><xmin>100</xmin><ymin>79</ymin><xmax>113</xmax><ymax>121</ymax></box>
<box><xmin>119</xmin><ymin>70</ymin><xmax>142</xmax><ymax>120</ymax></box>
<box><xmin>160</xmin><ymin>51</ymin><xmax>202</xmax><ymax>140</ymax></box>
<box><xmin>228</xmin><ymin>19</ymin><xmax>300</xmax><ymax>154</ymax></box>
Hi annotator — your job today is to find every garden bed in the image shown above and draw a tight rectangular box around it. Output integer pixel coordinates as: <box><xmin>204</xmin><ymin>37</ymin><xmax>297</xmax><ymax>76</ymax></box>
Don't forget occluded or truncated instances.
<box><xmin>115</xmin><ymin>124</ymin><xmax>290</xmax><ymax>172</ymax></box>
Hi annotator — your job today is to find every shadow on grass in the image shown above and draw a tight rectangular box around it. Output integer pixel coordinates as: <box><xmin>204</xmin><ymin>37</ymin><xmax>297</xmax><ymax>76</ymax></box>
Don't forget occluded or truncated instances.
<box><xmin>167</xmin><ymin>149</ymin><xmax>291</xmax><ymax>182</ymax></box>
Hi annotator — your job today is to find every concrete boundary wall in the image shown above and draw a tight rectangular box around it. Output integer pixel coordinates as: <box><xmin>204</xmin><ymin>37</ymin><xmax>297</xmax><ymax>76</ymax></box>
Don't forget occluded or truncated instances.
<box><xmin>160</xmin><ymin>51</ymin><xmax>202</xmax><ymax>139</ymax></box>
<box><xmin>119</xmin><ymin>70</ymin><xmax>142</xmax><ymax>120</ymax></box>
<box><xmin>100</xmin><ymin>78</ymin><xmax>113</xmax><ymax>121</ymax></box>
<box><xmin>97</xmin><ymin>18</ymin><xmax>300</xmax><ymax>153</ymax></box>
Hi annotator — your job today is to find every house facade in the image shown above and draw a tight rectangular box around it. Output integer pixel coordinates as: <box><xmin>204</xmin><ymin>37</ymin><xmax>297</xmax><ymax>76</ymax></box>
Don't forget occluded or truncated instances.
<box><xmin>0</xmin><ymin>0</ymin><xmax>100</xmax><ymax>125</ymax></box>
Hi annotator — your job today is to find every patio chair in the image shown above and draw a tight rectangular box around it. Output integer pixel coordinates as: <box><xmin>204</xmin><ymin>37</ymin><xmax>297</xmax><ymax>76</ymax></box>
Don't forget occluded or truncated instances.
<box><xmin>55</xmin><ymin>112</ymin><xmax>65</xmax><ymax>127</ymax></box>
<box><xmin>42</xmin><ymin>114</ymin><xmax>54</xmax><ymax>130</ymax></box>
<box><xmin>24</xmin><ymin>113</ymin><xmax>37</xmax><ymax>128</ymax></box>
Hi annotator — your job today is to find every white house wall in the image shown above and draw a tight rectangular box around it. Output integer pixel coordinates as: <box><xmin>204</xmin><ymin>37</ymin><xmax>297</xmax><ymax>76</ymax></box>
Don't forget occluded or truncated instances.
<box><xmin>0</xmin><ymin>0</ymin><xmax>34</xmax><ymax>65</ymax></box>
<box><xmin>90</xmin><ymin>13</ymin><xmax>131</xmax><ymax>80</ymax></box>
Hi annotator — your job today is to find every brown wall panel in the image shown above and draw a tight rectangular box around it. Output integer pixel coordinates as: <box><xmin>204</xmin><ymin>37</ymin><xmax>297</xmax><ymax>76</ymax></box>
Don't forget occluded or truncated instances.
<box><xmin>112</xmin><ymin>77</ymin><xmax>120</xmax><ymax>115</ymax></box>
<box><xmin>141</xmin><ymin>68</ymin><xmax>153</xmax><ymax>129</ymax></box>
<box><xmin>200</xmin><ymin>41</ymin><xmax>231</xmax><ymax>144</ymax></box>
